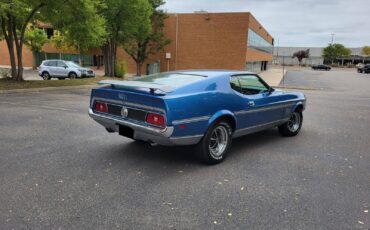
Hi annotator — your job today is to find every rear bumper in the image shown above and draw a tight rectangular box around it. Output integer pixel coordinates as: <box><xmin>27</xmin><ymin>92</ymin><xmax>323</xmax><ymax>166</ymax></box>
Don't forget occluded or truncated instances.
<box><xmin>88</xmin><ymin>109</ymin><xmax>202</xmax><ymax>146</ymax></box>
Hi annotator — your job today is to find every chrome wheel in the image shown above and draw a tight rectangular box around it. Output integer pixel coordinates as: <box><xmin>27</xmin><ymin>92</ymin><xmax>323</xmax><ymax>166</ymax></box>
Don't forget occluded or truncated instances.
<box><xmin>42</xmin><ymin>72</ymin><xmax>50</xmax><ymax>80</ymax></box>
<box><xmin>287</xmin><ymin>112</ymin><xmax>301</xmax><ymax>132</ymax></box>
<box><xmin>209</xmin><ymin>126</ymin><xmax>229</xmax><ymax>159</ymax></box>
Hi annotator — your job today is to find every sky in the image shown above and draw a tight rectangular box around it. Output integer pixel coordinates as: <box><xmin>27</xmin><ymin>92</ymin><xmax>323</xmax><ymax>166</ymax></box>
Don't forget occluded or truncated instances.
<box><xmin>160</xmin><ymin>0</ymin><xmax>370</xmax><ymax>47</ymax></box>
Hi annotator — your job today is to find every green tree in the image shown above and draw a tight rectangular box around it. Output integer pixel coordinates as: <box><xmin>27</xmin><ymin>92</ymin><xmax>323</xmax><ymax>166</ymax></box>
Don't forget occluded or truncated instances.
<box><xmin>24</xmin><ymin>27</ymin><xmax>48</xmax><ymax>69</ymax></box>
<box><xmin>100</xmin><ymin>0</ymin><xmax>152</xmax><ymax>77</ymax></box>
<box><xmin>362</xmin><ymin>46</ymin><xmax>370</xmax><ymax>56</ymax></box>
<box><xmin>322</xmin><ymin>43</ymin><xmax>351</xmax><ymax>64</ymax></box>
<box><xmin>292</xmin><ymin>49</ymin><xmax>310</xmax><ymax>66</ymax></box>
<box><xmin>124</xmin><ymin>0</ymin><xmax>171</xmax><ymax>76</ymax></box>
<box><xmin>0</xmin><ymin>0</ymin><xmax>106</xmax><ymax>81</ymax></box>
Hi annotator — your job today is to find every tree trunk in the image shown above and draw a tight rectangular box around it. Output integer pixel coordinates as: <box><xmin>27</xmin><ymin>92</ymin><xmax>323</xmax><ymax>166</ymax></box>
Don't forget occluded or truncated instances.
<box><xmin>1</xmin><ymin>16</ymin><xmax>17</xmax><ymax>78</ymax></box>
<box><xmin>32</xmin><ymin>51</ymin><xmax>37</xmax><ymax>70</ymax></box>
<box><xmin>102</xmin><ymin>39</ymin><xmax>117</xmax><ymax>77</ymax></box>
<box><xmin>136</xmin><ymin>62</ymin><xmax>142</xmax><ymax>76</ymax></box>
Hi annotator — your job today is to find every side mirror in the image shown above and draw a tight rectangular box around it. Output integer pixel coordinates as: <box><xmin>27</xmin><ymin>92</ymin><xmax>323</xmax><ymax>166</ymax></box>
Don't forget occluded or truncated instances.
<box><xmin>64</xmin><ymin>66</ymin><xmax>68</xmax><ymax>69</ymax></box>
<box><xmin>268</xmin><ymin>87</ymin><xmax>275</xmax><ymax>94</ymax></box>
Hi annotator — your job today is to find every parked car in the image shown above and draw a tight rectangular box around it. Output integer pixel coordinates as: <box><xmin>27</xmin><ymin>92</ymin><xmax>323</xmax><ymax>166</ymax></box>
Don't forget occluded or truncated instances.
<box><xmin>38</xmin><ymin>60</ymin><xmax>95</xmax><ymax>80</ymax></box>
<box><xmin>89</xmin><ymin>70</ymin><xmax>306</xmax><ymax>164</ymax></box>
<box><xmin>357</xmin><ymin>64</ymin><xmax>370</xmax><ymax>73</ymax></box>
<box><xmin>312</xmin><ymin>64</ymin><xmax>331</xmax><ymax>71</ymax></box>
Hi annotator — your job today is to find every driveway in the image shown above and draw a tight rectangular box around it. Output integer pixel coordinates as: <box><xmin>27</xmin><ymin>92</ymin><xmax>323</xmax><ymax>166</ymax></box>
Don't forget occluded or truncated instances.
<box><xmin>0</xmin><ymin>70</ymin><xmax>369</xmax><ymax>229</ymax></box>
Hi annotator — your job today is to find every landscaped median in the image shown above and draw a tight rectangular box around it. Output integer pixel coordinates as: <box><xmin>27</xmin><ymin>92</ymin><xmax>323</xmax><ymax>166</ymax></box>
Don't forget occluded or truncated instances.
<box><xmin>0</xmin><ymin>76</ymin><xmax>124</xmax><ymax>92</ymax></box>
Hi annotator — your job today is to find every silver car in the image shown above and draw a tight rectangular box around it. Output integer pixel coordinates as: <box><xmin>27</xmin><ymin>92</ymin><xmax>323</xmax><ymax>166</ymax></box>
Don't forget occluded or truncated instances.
<box><xmin>38</xmin><ymin>60</ymin><xmax>95</xmax><ymax>80</ymax></box>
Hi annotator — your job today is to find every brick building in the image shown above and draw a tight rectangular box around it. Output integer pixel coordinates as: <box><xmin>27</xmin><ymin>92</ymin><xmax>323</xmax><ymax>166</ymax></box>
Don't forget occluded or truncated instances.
<box><xmin>0</xmin><ymin>12</ymin><xmax>274</xmax><ymax>74</ymax></box>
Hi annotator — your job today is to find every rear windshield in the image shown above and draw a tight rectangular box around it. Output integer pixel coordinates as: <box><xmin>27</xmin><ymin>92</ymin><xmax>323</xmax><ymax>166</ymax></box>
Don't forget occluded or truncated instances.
<box><xmin>134</xmin><ymin>73</ymin><xmax>205</xmax><ymax>88</ymax></box>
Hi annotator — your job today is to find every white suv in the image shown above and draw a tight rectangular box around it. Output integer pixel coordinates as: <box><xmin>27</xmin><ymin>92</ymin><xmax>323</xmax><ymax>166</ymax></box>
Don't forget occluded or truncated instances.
<box><xmin>38</xmin><ymin>60</ymin><xmax>95</xmax><ymax>80</ymax></box>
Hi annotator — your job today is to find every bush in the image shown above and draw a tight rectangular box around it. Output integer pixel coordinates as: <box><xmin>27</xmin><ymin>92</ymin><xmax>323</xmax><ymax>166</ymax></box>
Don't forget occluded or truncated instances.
<box><xmin>0</xmin><ymin>69</ymin><xmax>11</xmax><ymax>79</ymax></box>
<box><xmin>115</xmin><ymin>60</ymin><xmax>128</xmax><ymax>79</ymax></box>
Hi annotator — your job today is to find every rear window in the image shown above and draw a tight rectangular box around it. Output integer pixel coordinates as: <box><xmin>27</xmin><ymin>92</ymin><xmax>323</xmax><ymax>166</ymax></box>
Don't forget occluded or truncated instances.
<box><xmin>134</xmin><ymin>73</ymin><xmax>205</xmax><ymax>88</ymax></box>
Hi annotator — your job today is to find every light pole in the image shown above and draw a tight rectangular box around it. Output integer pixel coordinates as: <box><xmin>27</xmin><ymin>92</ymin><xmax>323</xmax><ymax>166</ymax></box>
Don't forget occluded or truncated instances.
<box><xmin>331</xmin><ymin>33</ymin><xmax>335</xmax><ymax>45</ymax></box>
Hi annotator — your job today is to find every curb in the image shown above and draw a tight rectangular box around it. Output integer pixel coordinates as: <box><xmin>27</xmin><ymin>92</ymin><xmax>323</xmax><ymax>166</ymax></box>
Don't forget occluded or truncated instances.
<box><xmin>0</xmin><ymin>84</ymin><xmax>98</xmax><ymax>94</ymax></box>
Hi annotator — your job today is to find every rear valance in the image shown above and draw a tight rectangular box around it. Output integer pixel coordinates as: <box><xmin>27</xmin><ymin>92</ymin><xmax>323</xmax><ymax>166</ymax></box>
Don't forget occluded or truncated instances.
<box><xmin>99</xmin><ymin>80</ymin><xmax>174</xmax><ymax>94</ymax></box>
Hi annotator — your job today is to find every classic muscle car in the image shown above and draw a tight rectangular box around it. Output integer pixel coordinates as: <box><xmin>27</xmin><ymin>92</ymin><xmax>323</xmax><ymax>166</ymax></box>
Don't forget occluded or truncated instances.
<box><xmin>89</xmin><ymin>70</ymin><xmax>306</xmax><ymax>164</ymax></box>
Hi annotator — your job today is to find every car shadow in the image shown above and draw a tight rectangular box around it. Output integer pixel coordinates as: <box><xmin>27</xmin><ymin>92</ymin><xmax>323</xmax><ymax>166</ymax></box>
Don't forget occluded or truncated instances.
<box><xmin>102</xmin><ymin>128</ymin><xmax>283</xmax><ymax>166</ymax></box>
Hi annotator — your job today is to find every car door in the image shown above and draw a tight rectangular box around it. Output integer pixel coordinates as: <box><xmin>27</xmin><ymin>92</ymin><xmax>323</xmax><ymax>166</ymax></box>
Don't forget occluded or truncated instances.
<box><xmin>47</xmin><ymin>61</ymin><xmax>58</xmax><ymax>76</ymax></box>
<box><xmin>231</xmin><ymin>74</ymin><xmax>286</xmax><ymax>129</ymax></box>
<box><xmin>56</xmin><ymin>61</ymin><xmax>69</xmax><ymax>77</ymax></box>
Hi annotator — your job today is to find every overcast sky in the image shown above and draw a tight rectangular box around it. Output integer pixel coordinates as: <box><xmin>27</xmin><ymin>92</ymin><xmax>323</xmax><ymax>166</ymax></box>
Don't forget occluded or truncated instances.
<box><xmin>161</xmin><ymin>0</ymin><xmax>370</xmax><ymax>47</ymax></box>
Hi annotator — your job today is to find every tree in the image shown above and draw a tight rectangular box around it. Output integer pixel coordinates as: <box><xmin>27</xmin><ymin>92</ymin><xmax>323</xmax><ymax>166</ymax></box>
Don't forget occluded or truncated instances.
<box><xmin>362</xmin><ymin>46</ymin><xmax>370</xmax><ymax>56</ymax></box>
<box><xmin>292</xmin><ymin>49</ymin><xmax>310</xmax><ymax>66</ymax></box>
<box><xmin>322</xmin><ymin>43</ymin><xmax>351</xmax><ymax>64</ymax></box>
<box><xmin>24</xmin><ymin>27</ymin><xmax>48</xmax><ymax>69</ymax></box>
<box><xmin>124</xmin><ymin>0</ymin><xmax>171</xmax><ymax>76</ymax></box>
<box><xmin>100</xmin><ymin>0</ymin><xmax>152</xmax><ymax>77</ymax></box>
<box><xmin>0</xmin><ymin>0</ymin><xmax>105</xmax><ymax>81</ymax></box>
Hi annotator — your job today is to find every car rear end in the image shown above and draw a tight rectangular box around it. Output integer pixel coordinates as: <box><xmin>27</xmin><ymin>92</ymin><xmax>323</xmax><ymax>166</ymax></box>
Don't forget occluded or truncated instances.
<box><xmin>89</xmin><ymin>72</ymin><xmax>210</xmax><ymax>146</ymax></box>
<box><xmin>89</xmin><ymin>85</ymin><xmax>174</xmax><ymax>145</ymax></box>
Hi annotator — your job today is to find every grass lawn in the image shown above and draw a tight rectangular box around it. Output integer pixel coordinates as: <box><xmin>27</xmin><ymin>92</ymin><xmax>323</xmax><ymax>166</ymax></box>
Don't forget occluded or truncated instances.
<box><xmin>0</xmin><ymin>76</ymin><xmax>124</xmax><ymax>91</ymax></box>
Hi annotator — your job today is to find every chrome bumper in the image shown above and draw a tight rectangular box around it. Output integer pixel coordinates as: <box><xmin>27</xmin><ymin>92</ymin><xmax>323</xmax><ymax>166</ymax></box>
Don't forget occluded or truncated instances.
<box><xmin>88</xmin><ymin>109</ymin><xmax>202</xmax><ymax>146</ymax></box>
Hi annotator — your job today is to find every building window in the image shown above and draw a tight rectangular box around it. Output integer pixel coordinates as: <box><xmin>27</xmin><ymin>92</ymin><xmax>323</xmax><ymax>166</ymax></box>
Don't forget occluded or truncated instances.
<box><xmin>247</xmin><ymin>29</ymin><xmax>273</xmax><ymax>54</ymax></box>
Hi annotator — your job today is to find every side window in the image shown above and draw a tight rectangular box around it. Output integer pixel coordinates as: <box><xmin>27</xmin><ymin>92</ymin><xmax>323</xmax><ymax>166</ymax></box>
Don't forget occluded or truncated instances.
<box><xmin>57</xmin><ymin>61</ymin><xmax>66</xmax><ymax>67</ymax></box>
<box><xmin>236</xmin><ymin>75</ymin><xmax>269</xmax><ymax>95</ymax></box>
<box><xmin>230</xmin><ymin>76</ymin><xmax>242</xmax><ymax>93</ymax></box>
<box><xmin>48</xmin><ymin>61</ymin><xmax>57</xmax><ymax>66</ymax></box>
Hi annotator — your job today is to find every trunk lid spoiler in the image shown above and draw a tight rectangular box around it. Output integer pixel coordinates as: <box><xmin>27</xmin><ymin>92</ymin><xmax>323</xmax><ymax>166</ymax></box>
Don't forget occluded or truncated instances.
<box><xmin>99</xmin><ymin>80</ymin><xmax>174</xmax><ymax>95</ymax></box>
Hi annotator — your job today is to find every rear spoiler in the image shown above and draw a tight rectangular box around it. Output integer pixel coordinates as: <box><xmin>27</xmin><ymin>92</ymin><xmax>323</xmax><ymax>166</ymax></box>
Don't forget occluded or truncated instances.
<box><xmin>98</xmin><ymin>80</ymin><xmax>174</xmax><ymax>94</ymax></box>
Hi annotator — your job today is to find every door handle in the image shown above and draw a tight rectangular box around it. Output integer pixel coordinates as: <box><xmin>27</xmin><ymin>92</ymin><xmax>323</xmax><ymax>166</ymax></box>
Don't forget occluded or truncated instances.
<box><xmin>248</xmin><ymin>101</ymin><xmax>255</xmax><ymax>107</ymax></box>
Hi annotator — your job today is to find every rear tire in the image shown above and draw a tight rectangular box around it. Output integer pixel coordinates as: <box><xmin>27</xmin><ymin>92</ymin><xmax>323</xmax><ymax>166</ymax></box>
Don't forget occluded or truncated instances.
<box><xmin>196</xmin><ymin>120</ymin><xmax>232</xmax><ymax>165</ymax></box>
<box><xmin>41</xmin><ymin>72</ymin><xmax>51</xmax><ymax>80</ymax></box>
<box><xmin>278</xmin><ymin>110</ymin><xmax>303</xmax><ymax>137</ymax></box>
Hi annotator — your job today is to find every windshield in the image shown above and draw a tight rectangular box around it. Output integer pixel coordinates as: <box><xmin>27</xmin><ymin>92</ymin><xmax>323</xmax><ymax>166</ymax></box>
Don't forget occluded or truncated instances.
<box><xmin>67</xmin><ymin>61</ymin><xmax>82</xmax><ymax>68</ymax></box>
<box><xmin>134</xmin><ymin>73</ymin><xmax>206</xmax><ymax>88</ymax></box>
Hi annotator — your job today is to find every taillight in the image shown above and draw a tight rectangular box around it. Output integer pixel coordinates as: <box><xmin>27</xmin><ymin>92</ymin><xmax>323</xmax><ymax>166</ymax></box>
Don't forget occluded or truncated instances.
<box><xmin>146</xmin><ymin>113</ymin><xmax>165</xmax><ymax>128</ymax></box>
<box><xmin>94</xmin><ymin>101</ymin><xmax>108</xmax><ymax>113</ymax></box>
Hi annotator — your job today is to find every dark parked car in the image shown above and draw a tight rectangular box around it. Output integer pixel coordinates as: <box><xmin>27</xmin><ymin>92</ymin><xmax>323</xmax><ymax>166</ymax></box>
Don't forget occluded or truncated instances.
<box><xmin>357</xmin><ymin>65</ymin><xmax>370</xmax><ymax>74</ymax></box>
<box><xmin>312</xmin><ymin>64</ymin><xmax>331</xmax><ymax>71</ymax></box>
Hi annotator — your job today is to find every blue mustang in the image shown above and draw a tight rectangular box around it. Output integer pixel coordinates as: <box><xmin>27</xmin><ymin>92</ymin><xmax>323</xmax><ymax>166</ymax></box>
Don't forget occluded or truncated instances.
<box><xmin>89</xmin><ymin>70</ymin><xmax>306</xmax><ymax>164</ymax></box>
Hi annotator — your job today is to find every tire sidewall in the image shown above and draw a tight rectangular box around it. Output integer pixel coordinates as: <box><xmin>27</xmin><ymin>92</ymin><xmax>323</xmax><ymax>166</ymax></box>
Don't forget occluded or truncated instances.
<box><xmin>42</xmin><ymin>72</ymin><xmax>50</xmax><ymax>80</ymax></box>
<box><xmin>69</xmin><ymin>72</ymin><xmax>77</xmax><ymax>79</ymax></box>
<box><xmin>198</xmin><ymin>120</ymin><xmax>233</xmax><ymax>164</ymax></box>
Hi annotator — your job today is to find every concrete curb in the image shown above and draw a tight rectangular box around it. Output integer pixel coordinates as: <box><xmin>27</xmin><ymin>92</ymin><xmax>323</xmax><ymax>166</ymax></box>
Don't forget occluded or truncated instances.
<box><xmin>0</xmin><ymin>84</ymin><xmax>97</xmax><ymax>94</ymax></box>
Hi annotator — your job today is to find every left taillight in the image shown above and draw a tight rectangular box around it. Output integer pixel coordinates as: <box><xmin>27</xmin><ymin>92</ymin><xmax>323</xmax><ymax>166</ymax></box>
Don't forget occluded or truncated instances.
<box><xmin>146</xmin><ymin>113</ymin><xmax>166</xmax><ymax>128</ymax></box>
<box><xmin>94</xmin><ymin>101</ymin><xmax>108</xmax><ymax>113</ymax></box>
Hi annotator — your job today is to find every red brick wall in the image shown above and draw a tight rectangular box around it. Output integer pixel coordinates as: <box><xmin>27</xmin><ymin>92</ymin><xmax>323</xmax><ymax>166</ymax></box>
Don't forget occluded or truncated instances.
<box><xmin>1</xmin><ymin>12</ymin><xmax>273</xmax><ymax>72</ymax></box>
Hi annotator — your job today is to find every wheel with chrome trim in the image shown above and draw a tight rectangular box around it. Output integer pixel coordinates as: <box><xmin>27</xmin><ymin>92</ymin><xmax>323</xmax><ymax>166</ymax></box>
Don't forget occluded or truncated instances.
<box><xmin>196</xmin><ymin>119</ymin><xmax>232</xmax><ymax>165</ymax></box>
<box><xmin>278</xmin><ymin>110</ymin><xmax>303</xmax><ymax>137</ymax></box>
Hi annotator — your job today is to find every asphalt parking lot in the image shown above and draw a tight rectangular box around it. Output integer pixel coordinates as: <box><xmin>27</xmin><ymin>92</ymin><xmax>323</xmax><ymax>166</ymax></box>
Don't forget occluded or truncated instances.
<box><xmin>0</xmin><ymin>69</ymin><xmax>369</xmax><ymax>229</ymax></box>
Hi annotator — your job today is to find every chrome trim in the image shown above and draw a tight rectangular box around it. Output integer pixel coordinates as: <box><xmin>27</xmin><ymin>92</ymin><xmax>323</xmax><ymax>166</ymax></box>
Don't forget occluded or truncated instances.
<box><xmin>233</xmin><ymin>118</ymin><xmax>289</xmax><ymax>138</ymax></box>
<box><xmin>91</xmin><ymin>97</ymin><xmax>166</xmax><ymax>114</ymax></box>
<box><xmin>89</xmin><ymin>108</ymin><xmax>173</xmax><ymax>138</ymax></box>
<box><xmin>89</xmin><ymin>108</ymin><xmax>203</xmax><ymax>146</ymax></box>
<box><xmin>234</xmin><ymin>102</ymin><xmax>294</xmax><ymax>115</ymax></box>
<box><xmin>172</xmin><ymin>115</ymin><xmax>211</xmax><ymax>125</ymax></box>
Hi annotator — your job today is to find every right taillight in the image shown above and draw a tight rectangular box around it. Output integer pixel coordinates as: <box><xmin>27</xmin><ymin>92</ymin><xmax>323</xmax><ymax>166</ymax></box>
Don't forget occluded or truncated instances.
<box><xmin>146</xmin><ymin>113</ymin><xmax>165</xmax><ymax>128</ymax></box>
<box><xmin>94</xmin><ymin>101</ymin><xmax>108</xmax><ymax>113</ymax></box>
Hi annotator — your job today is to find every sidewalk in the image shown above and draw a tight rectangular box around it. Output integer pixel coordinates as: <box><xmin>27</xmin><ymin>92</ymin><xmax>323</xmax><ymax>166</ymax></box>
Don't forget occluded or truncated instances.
<box><xmin>259</xmin><ymin>68</ymin><xmax>286</xmax><ymax>87</ymax></box>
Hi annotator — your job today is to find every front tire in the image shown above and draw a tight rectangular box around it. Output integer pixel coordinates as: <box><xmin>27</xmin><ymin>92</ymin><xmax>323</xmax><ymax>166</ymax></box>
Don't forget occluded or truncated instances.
<box><xmin>69</xmin><ymin>72</ymin><xmax>77</xmax><ymax>79</ymax></box>
<box><xmin>196</xmin><ymin>120</ymin><xmax>232</xmax><ymax>165</ymax></box>
<box><xmin>278</xmin><ymin>110</ymin><xmax>303</xmax><ymax>137</ymax></box>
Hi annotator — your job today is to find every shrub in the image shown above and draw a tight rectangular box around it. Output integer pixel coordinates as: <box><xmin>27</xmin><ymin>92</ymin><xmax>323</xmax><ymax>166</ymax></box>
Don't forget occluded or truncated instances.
<box><xmin>115</xmin><ymin>60</ymin><xmax>128</xmax><ymax>79</ymax></box>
